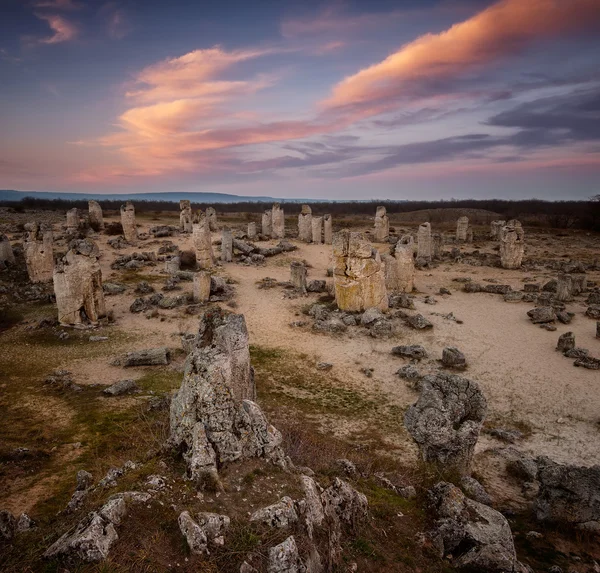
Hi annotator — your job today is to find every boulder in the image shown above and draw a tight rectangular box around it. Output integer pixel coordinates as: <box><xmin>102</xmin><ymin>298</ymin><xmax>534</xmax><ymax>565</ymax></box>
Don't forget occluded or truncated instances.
<box><xmin>122</xmin><ymin>347</ymin><xmax>170</xmax><ymax>367</ymax></box>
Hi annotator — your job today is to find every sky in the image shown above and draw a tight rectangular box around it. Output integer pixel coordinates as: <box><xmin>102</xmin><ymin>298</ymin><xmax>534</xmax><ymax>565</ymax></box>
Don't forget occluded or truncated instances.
<box><xmin>1</xmin><ymin>0</ymin><xmax>600</xmax><ymax>200</ymax></box>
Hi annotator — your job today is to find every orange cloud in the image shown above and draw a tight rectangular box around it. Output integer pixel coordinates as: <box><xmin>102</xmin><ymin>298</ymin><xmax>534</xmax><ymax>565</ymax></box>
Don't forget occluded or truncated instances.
<box><xmin>324</xmin><ymin>0</ymin><xmax>600</xmax><ymax>111</ymax></box>
<box><xmin>35</xmin><ymin>13</ymin><xmax>78</xmax><ymax>44</ymax></box>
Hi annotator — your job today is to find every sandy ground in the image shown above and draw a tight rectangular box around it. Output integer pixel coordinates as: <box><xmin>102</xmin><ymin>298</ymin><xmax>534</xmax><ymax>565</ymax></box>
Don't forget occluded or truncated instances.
<box><xmin>65</xmin><ymin>214</ymin><xmax>600</xmax><ymax>471</ymax></box>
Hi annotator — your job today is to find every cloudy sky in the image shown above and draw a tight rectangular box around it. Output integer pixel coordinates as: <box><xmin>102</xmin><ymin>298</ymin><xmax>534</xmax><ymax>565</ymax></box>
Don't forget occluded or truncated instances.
<box><xmin>1</xmin><ymin>0</ymin><xmax>599</xmax><ymax>199</ymax></box>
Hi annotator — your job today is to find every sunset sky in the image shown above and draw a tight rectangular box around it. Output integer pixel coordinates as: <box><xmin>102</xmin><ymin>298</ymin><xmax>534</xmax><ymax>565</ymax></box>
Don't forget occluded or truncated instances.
<box><xmin>1</xmin><ymin>0</ymin><xmax>600</xmax><ymax>200</ymax></box>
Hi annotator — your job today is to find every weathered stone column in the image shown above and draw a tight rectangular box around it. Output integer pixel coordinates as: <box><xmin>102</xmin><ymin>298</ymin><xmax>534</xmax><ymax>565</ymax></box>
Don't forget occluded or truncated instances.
<box><xmin>88</xmin><ymin>201</ymin><xmax>104</xmax><ymax>231</ymax></box>
<box><xmin>205</xmin><ymin>207</ymin><xmax>218</xmax><ymax>231</ymax></box>
<box><xmin>417</xmin><ymin>222</ymin><xmax>432</xmax><ymax>260</ymax></box>
<box><xmin>556</xmin><ymin>273</ymin><xmax>573</xmax><ymax>302</ymax></box>
<box><xmin>311</xmin><ymin>216</ymin><xmax>323</xmax><ymax>244</ymax></box>
<box><xmin>24</xmin><ymin>223</ymin><xmax>54</xmax><ymax>283</ymax></box>
<box><xmin>120</xmin><ymin>201</ymin><xmax>138</xmax><ymax>244</ymax></box>
<box><xmin>221</xmin><ymin>227</ymin><xmax>233</xmax><ymax>262</ymax></box>
<box><xmin>456</xmin><ymin>216</ymin><xmax>469</xmax><ymax>241</ymax></box>
<box><xmin>432</xmin><ymin>233</ymin><xmax>443</xmax><ymax>260</ymax></box>
<box><xmin>53</xmin><ymin>239</ymin><xmax>106</xmax><ymax>326</ymax></box>
<box><xmin>193</xmin><ymin>216</ymin><xmax>214</xmax><ymax>269</ymax></box>
<box><xmin>396</xmin><ymin>235</ymin><xmax>415</xmax><ymax>293</ymax></box>
<box><xmin>323</xmin><ymin>214</ymin><xmax>333</xmax><ymax>245</ymax></box>
<box><xmin>466</xmin><ymin>228</ymin><xmax>473</xmax><ymax>243</ymax></box>
<box><xmin>180</xmin><ymin>200</ymin><xmax>193</xmax><ymax>233</ymax></box>
<box><xmin>290</xmin><ymin>261</ymin><xmax>307</xmax><ymax>293</ymax></box>
<box><xmin>66</xmin><ymin>208</ymin><xmax>79</xmax><ymax>231</ymax></box>
<box><xmin>271</xmin><ymin>203</ymin><xmax>285</xmax><ymax>239</ymax></box>
<box><xmin>298</xmin><ymin>205</ymin><xmax>312</xmax><ymax>242</ymax></box>
<box><xmin>165</xmin><ymin>256</ymin><xmax>180</xmax><ymax>275</ymax></box>
<box><xmin>262</xmin><ymin>210</ymin><xmax>272</xmax><ymax>237</ymax></box>
<box><xmin>490</xmin><ymin>220</ymin><xmax>506</xmax><ymax>240</ymax></box>
<box><xmin>247</xmin><ymin>222</ymin><xmax>257</xmax><ymax>240</ymax></box>
<box><xmin>193</xmin><ymin>271</ymin><xmax>211</xmax><ymax>303</ymax></box>
<box><xmin>500</xmin><ymin>221</ymin><xmax>524</xmax><ymax>269</ymax></box>
<box><xmin>333</xmin><ymin>230</ymin><xmax>388</xmax><ymax>311</ymax></box>
<box><xmin>374</xmin><ymin>206</ymin><xmax>389</xmax><ymax>242</ymax></box>
<box><xmin>0</xmin><ymin>233</ymin><xmax>15</xmax><ymax>268</ymax></box>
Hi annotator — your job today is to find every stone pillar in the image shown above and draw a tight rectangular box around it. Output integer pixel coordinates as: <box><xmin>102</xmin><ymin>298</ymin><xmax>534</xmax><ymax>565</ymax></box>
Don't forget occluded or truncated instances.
<box><xmin>556</xmin><ymin>273</ymin><xmax>573</xmax><ymax>302</ymax></box>
<box><xmin>193</xmin><ymin>216</ymin><xmax>214</xmax><ymax>269</ymax></box>
<box><xmin>271</xmin><ymin>203</ymin><xmax>285</xmax><ymax>239</ymax></box>
<box><xmin>417</xmin><ymin>223</ymin><xmax>432</xmax><ymax>260</ymax></box>
<box><xmin>323</xmin><ymin>214</ymin><xmax>333</xmax><ymax>245</ymax></box>
<box><xmin>66</xmin><ymin>208</ymin><xmax>79</xmax><ymax>231</ymax></box>
<box><xmin>557</xmin><ymin>332</ymin><xmax>575</xmax><ymax>353</ymax></box>
<box><xmin>396</xmin><ymin>235</ymin><xmax>415</xmax><ymax>293</ymax></box>
<box><xmin>333</xmin><ymin>230</ymin><xmax>388</xmax><ymax>312</ymax></box>
<box><xmin>500</xmin><ymin>221</ymin><xmax>524</xmax><ymax>269</ymax></box>
<box><xmin>0</xmin><ymin>234</ymin><xmax>15</xmax><ymax>268</ymax></box>
<box><xmin>221</xmin><ymin>227</ymin><xmax>233</xmax><ymax>262</ymax></box>
<box><xmin>432</xmin><ymin>233</ymin><xmax>443</xmax><ymax>260</ymax></box>
<box><xmin>290</xmin><ymin>261</ymin><xmax>307</xmax><ymax>293</ymax></box>
<box><xmin>205</xmin><ymin>207</ymin><xmax>218</xmax><ymax>231</ymax></box>
<box><xmin>120</xmin><ymin>201</ymin><xmax>138</xmax><ymax>244</ymax></box>
<box><xmin>24</xmin><ymin>223</ymin><xmax>54</xmax><ymax>283</ymax></box>
<box><xmin>490</xmin><ymin>220</ymin><xmax>506</xmax><ymax>240</ymax></box>
<box><xmin>298</xmin><ymin>205</ymin><xmax>312</xmax><ymax>242</ymax></box>
<box><xmin>466</xmin><ymin>227</ymin><xmax>473</xmax><ymax>243</ymax></box>
<box><xmin>180</xmin><ymin>200</ymin><xmax>193</xmax><ymax>233</ymax></box>
<box><xmin>571</xmin><ymin>273</ymin><xmax>587</xmax><ymax>295</ymax></box>
<box><xmin>165</xmin><ymin>256</ymin><xmax>180</xmax><ymax>275</ymax></box>
<box><xmin>456</xmin><ymin>216</ymin><xmax>469</xmax><ymax>242</ymax></box>
<box><xmin>88</xmin><ymin>201</ymin><xmax>104</xmax><ymax>231</ymax></box>
<box><xmin>311</xmin><ymin>216</ymin><xmax>323</xmax><ymax>244</ymax></box>
<box><xmin>193</xmin><ymin>271</ymin><xmax>211</xmax><ymax>303</ymax></box>
<box><xmin>262</xmin><ymin>210</ymin><xmax>272</xmax><ymax>237</ymax></box>
<box><xmin>53</xmin><ymin>239</ymin><xmax>106</xmax><ymax>326</ymax></box>
<box><xmin>374</xmin><ymin>206</ymin><xmax>389</xmax><ymax>242</ymax></box>
<box><xmin>247</xmin><ymin>222</ymin><xmax>257</xmax><ymax>240</ymax></box>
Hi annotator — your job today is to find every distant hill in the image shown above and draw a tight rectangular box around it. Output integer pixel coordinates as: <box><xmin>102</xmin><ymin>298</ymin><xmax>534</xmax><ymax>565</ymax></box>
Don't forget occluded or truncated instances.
<box><xmin>0</xmin><ymin>190</ymin><xmax>317</xmax><ymax>203</ymax></box>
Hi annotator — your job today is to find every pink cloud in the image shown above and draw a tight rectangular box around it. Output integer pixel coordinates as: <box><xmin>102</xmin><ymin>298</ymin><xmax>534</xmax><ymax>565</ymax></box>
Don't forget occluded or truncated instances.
<box><xmin>35</xmin><ymin>13</ymin><xmax>78</xmax><ymax>44</ymax></box>
<box><xmin>33</xmin><ymin>0</ymin><xmax>82</xmax><ymax>10</ymax></box>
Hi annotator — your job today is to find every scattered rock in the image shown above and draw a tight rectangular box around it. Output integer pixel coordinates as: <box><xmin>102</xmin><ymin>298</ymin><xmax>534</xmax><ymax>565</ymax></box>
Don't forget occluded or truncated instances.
<box><xmin>103</xmin><ymin>379</ymin><xmax>139</xmax><ymax>396</ymax></box>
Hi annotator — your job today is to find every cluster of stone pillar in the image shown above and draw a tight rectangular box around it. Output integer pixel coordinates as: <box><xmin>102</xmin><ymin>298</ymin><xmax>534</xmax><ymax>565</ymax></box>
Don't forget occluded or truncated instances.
<box><xmin>383</xmin><ymin>236</ymin><xmax>415</xmax><ymax>293</ymax></box>
<box><xmin>24</xmin><ymin>223</ymin><xmax>54</xmax><ymax>283</ymax></box>
<box><xmin>333</xmin><ymin>230</ymin><xmax>388</xmax><ymax>311</ymax></box>
<box><xmin>120</xmin><ymin>201</ymin><xmax>138</xmax><ymax>244</ymax></box>
<box><xmin>262</xmin><ymin>203</ymin><xmax>285</xmax><ymax>239</ymax></box>
<box><xmin>374</xmin><ymin>206</ymin><xmax>389</xmax><ymax>242</ymax></box>
<box><xmin>88</xmin><ymin>201</ymin><xmax>104</xmax><ymax>231</ymax></box>
<box><xmin>53</xmin><ymin>239</ymin><xmax>106</xmax><ymax>326</ymax></box>
<box><xmin>297</xmin><ymin>205</ymin><xmax>332</xmax><ymax>244</ymax></box>
<box><xmin>499</xmin><ymin>220</ymin><xmax>524</xmax><ymax>269</ymax></box>
<box><xmin>180</xmin><ymin>200</ymin><xmax>193</xmax><ymax>233</ymax></box>
<box><xmin>193</xmin><ymin>214</ymin><xmax>214</xmax><ymax>269</ymax></box>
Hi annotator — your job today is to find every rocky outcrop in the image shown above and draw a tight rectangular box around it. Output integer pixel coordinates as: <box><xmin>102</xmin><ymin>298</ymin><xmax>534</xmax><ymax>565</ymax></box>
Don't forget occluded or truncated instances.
<box><xmin>333</xmin><ymin>230</ymin><xmax>388</xmax><ymax>312</ymax></box>
<box><xmin>180</xmin><ymin>200</ymin><xmax>193</xmax><ymax>233</ymax></box>
<box><xmin>250</xmin><ymin>496</ymin><xmax>298</xmax><ymax>528</ymax></box>
<box><xmin>169</xmin><ymin>309</ymin><xmax>285</xmax><ymax>487</ymax></box>
<box><xmin>373</xmin><ymin>206</ymin><xmax>389</xmax><ymax>242</ymax></box>
<box><xmin>24</xmin><ymin>223</ymin><xmax>54</xmax><ymax>283</ymax></box>
<box><xmin>404</xmin><ymin>373</ymin><xmax>487</xmax><ymax>474</ymax></box>
<box><xmin>178</xmin><ymin>511</ymin><xmax>230</xmax><ymax>554</ymax></box>
<box><xmin>298</xmin><ymin>205</ymin><xmax>312</xmax><ymax>242</ymax></box>
<box><xmin>428</xmin><ymin>482</ymin><xmax>526</xmax><ymax>572</ymax></box>
<box><xmin>120</xmin><ymin>201</ymin><xmax>137</xmax><ymax>244</ymax></box>
<box><xmin>53</xmin><ymin>239</ymin><xmax>106</xmax><ymax>326</ymax></box>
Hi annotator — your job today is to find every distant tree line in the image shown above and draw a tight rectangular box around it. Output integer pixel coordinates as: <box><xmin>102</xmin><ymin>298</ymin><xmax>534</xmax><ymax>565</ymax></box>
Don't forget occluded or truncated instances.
<box><xmin>2</xmin><ymin>195</ymin><xmax>600</xmax><ymax>231</ymax></box>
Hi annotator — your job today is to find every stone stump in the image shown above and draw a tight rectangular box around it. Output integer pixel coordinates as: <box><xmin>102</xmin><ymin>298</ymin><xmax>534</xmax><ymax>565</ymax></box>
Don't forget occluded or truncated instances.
<box><xmin>557</xmin><ymin>332</ymin><xmax>575</xmax><ymax>353</ymax></box>
<box><xmin>262</xmin><ymin>210</ymin><xmax>272</xmax><ymax>237</ymax></box>
<box><xmin>311</xmin><ymin>216</ymin><xmax>323</xmax><ymax>244</ymax></box>
<box><xmin>556</xmin><ymin>273</ymin><xmax>573</xmax><ymax>302</ymax></box>
<box><xmin>165</xmin><ymin>256</ymin><xmax>180</xmax><ymax>275</ymax></box>
<box><xmin>417</xmin><ymin>222</ymin><xmax>432</xmax><ymax>260</ymax></box>
<box><xmin>221</xmin><ymin>228</ymin><xmax>233</xmax><ymax>262</ymax></box>
<box><xmin>456</xmin><ymin>216</ymin><xmax>469</xmax><ymax>242</ymax></box>
<box><xmin>193</xmin><ymin>271</ymin><xmax>211</xmax><ymax>303</ymax></box>
<box><xmin>290</xmin><ymin>262</ymin><xmax>307</xmax><ymax>293</ymax></box>
<box><xmin>120</xmin><ymin>202</ymin><xmax>138</xmax><ymax>244</ymax></box>
<box><xmin>500</xmin><ymin>221</ymin><xmax>524</xmax><ymax>269</ymax></box>
<box><xmin>66</xmin><ymin>208</ymin><xmax>79</xmax><ymax>231</ymax></box>
<box><xmin>374</xmin><ymin>206</ymin><xmax>389</xmax><ymax>243</ymax></box>
<box><xmin>247</xmin><ymin>222</ymin><xmax>257</xmax><ymax>240</ymax></box>
<box><xmin>24</xmin><ymin>223</ymin><xmax>54</xmax><ymax>283</ymax></box>
<box><xmin>490</xmin><ymin>220</ymin><xmax>506</xmax><ymax>240</ymax></box>
<box><xmin>88</xmin><ymin>201</ymin><xmax>104</xmax><ymax>231</ymax></box>
<box><xmin>298</xmin><ymin>205</ymin><xmax>312</xmax><ymax>242</ymax></box>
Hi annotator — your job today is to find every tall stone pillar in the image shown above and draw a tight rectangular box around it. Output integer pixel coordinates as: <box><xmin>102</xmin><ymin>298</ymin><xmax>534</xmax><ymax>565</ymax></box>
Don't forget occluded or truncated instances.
<box><xmin>290</xmin><ymin>261</ymin><xmax>307</xmax><ymax>293</ymax></box>
<box><xmin>221</xmin><ymin>227</ymin><xmax>233</xmax><ymax>262</ymax></box>
<box><xmin>193</xmin><ymin>215</ymin><xmax>214</xmax><ymax>269</ymax></box>
<box><xmin>500</xmin><ymin>221</ymin><xmax>524</xmax><ymax>269</ymax></box>
<box><xmin>417</xmin><ymin>222</ymin><xmax>432</xmax><ymax>260</ymax></box>
<box><xmin>374</xmin><ymin>206</ymin><xmax>389</xmax><ymax>242</ymax></box>
<box><xmin>193</xmin><ymin>271</ymin><xmax>211</xmax><ymax>303</ymax></box>
<box><xmin>205</xmin><ymin>207</ymin><xmax>218</xmax><ymax>231</ymax></box>
<box><xmin>262</xmin><ymin>210</ymin><xmax>272</xmax><ymax>237</ymax></box>
<box><xmin>24</xmin><ymin>223</ymin><xmax>54</xmax><ymax>283</ymax></box>
<box><xmin>456</xmin><ymin>216</ymin><xmax>469</xmax><ymax>242</ymax></box>
<box><xmin>88</xmin><ymin>201</ymin><xmax>104</xmax><ymax>231</ymax></box>
<box><xmin>180</xmin><ymin>200</ymin><xmax>193</xmax><ymax>233</ymax></box>
<box><xmin>120</xmin><ymin>201</ymin><xmax>138</xmax><ymax>244</ymax></box>
<box><xmin>298</xmin><ymin>205</ymin><xmax>312</xmax><ymax>242</ymax></box>
<box><xmin>311</xmin><ymin>216</ymin><xmax>323</xmax><ymax>245</ymax></box>
<box><xmin>66</xmin><ymin>208</ymin><xmax>79</xmax><ymax>231</ymax></box>
<box><xmin>271</xmin><ymin>203</ymin><xmax>285</xmax><ymax>239</ymax></box>
<box><xmin>323</xmin><ymin>214</ymin><xmax>333</xmax><ymax>245</ymax></box>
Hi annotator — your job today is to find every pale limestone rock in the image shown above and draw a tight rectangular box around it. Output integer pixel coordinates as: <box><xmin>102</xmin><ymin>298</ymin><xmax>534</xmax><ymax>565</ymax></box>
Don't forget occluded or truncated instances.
<box><xmin>267</xmin><ymin>536</ymin><xmax>303</xmax><ymax>573</ymax></box>
<box><xmin>66</xmin><ymin>208</ymin><xmax>79</xmax><ymax>230</ymax></box>
<box><xmin>374</xmin><ymin>206</ymin><xmax>389</xmax><ymax>242</ymax></box>
<box><xmin>432</xmin><ymin>232</ymin><xmax>444</xmax><ymax>260</ymax></box>
<box><xmin>300</xmin><ymin>475</ymin><xmax>324</xmax><ymax>539</ymax></box>
<box><xmin>53</xmin><ymin>240</ymin><xmax>106</xmax><ymax>326</ymax></box>
<box><xmin>490</xmin><ymin>220</ymin><xmax>506</xmax><ymax>240</ymax></box>
<box><xmin>24</xmin><ymin>223</ymin><xmax>54</xmax><ymax>283</ymax></box>
<box><xmin>250</xmin><ymin>496</ymin><xmax>298</xmax><ymax>528</ymax></box>
<box><xmin>500</xmin><ymin>221</ymin><xmax>524</xmax><ymax>269</ymax></box>
<box><xmin>193</xmin><ymin>271</ymin><xmax>211</xmax><ymax>303</ymax></box>
<box><xmin>323</xmin><ymin>214</ymin><xmax>333</xmax><ymax>245</ymax></box>
<box><xmin>178</xmin><ymin>510</ymin><xmax>230</xmax><ymax>555</ymax></box>
<box><xmin>120</xmin><ymin>202</ymin><xmax>137</xmax><ymax>244</ymax></box>
<box><xmin>205</xmin><ymin>207</ymin><xmax>218</xmax><ymax>231</ymax></box>
<box><xmin>88</xmin><ymin>201</ymin><xmax>104</xmax><ymax>231</ymax></box>
<box><xmin>262</xmin><ymin>209</ymin><xmax>272</xmax><ymax>236</ymax></box>
<box><xmin>417</xmin><ymin>222</ymin><xmax>432</xmax><ymax>260</ymax></box>
<box><xmin>180</xmin><ymin>200</ymin><xmax>193</xmax><ymax>233</ymax></box>
<box><xmin>164</xmin><ymin>256</ymin><xmax>180</xmax><ymax>275</ymax></box>
<box><xmin>456</xmin><ymin>216</ymin><xmax>469</xmax><ymax>242</ymax></box>
<box><xmin>290</xmin><ymin>261</ymin><xmax>307</xmax><ymax>293</ymax></box>
<box><xmin>193</xmin><ymin>216</ymin><xmax>214</xmax><ymax>269</ymax></box>
<box><xmin>272</xmin><ymin>203</ymin><xmax>285</xmax><ymax>239</ymax></box>
<box><xmin>384</xmin><ymin>235</ymin><xmax>415</xmax><ymax>293</ymax></box>
<box><xmin>298</xmin><ymin>205</ymin><xmax>312</xmax><ymax>242</ymax></box>
<box><xmin>169</xmin><ymin>309</ymin><xmax>285</xmax><ymax>487</ymax></box>
<box><xmin>556</xmin><ymin>273</ymin><xmax>573</xmax><ymax>302</ymax></box>
<box><xmin>247</xmin><ymin>222</ymin><xmax>257</xmax><ymax>240</ymax></box>
<box><xmin>0</xmin><ymin>233</ymin><xmax>15</xmax><ymax>267</ymax></box>
<box><xmin>333</xmin><ymin>230</ymin><xmax>388</xmax><ymax>312</ymax></box>
<box><xmin>221</xmin><ymin>227</ymin><xmax>233</xmax><ymax>262</ymax></box>
<box><xmin>311</xmin><ymin>216</ymin><xmax>323</xmax><ymax>244</ymax></box>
